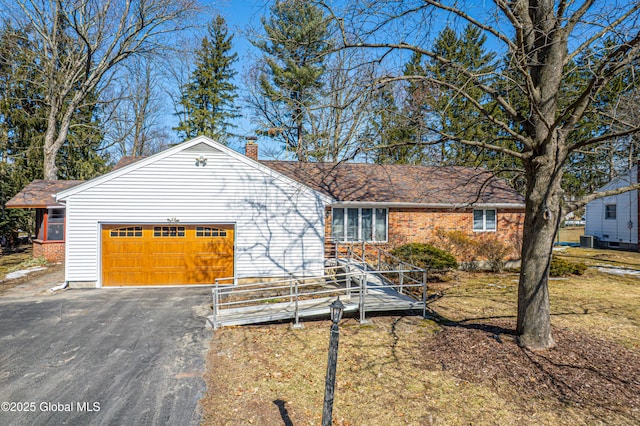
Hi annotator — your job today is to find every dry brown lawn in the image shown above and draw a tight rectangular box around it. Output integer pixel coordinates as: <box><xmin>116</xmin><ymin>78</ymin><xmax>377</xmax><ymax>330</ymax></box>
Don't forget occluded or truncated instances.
<box><xmin>202</xmin><ymin>248</ymin><xmax>640</xmax><ymax>425</ymax></box>
<box><xmin>557</xmin><ymin>226</ymin><xmax>584</xmax><ymax>243</ymax></box>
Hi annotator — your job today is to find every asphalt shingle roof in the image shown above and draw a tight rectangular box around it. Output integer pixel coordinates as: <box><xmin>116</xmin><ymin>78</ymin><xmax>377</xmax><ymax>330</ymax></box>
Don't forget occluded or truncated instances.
<box><xmin>263</xmin><ymin>161</ymin><xmax>525</xmax><ymax>206</ymax></box>
<box><xmin>5</xmin><ymin>180</ymin><xmax>85</xmax><ymax>208</ymax></box>
<box><xmin>7</xmin><ymin>156</ymin><xmax>524</xmax><ymax>209</ymax></box>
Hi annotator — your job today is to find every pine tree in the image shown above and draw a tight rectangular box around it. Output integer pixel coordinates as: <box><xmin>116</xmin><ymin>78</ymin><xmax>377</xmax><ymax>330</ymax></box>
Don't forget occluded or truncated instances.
<box><xmin>251</xmin><ymin>0</ymin><xmax>331</xmax><ymax>161</ymax></box>
<box><xmin>427</xmin><ymin>25</ymin><xmax>498</xmax><ymax>166</ymax></box>
<box><xmin>175</xmin><ymin>15</ymin><xmax>239</xmax><ymax>143</ymax></box>
<box><xmin>365</xmin><ymin>83</ymin><xmax>428</xmax><ymax>164</ymax></box>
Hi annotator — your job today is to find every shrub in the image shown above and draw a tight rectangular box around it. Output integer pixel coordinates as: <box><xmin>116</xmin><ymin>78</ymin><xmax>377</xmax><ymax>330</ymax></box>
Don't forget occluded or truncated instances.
<box><xmin>390</xmin><ymin>243</ymin><xmax>458</xmax><ymax>271</ymax></box>
<box><xmin>477</xmin><ymin>237</ymin><xmax>510</xmax><ymax>273</ymax></box>
<box><xmin>434</xmin><ymin>229</ymin><xmax>478</xmax><ymax>271</ymax></box>
<box><xmin>549</xmin><ymin>257</ymin><xmax>588</xmax><ymax>277</ymax></box>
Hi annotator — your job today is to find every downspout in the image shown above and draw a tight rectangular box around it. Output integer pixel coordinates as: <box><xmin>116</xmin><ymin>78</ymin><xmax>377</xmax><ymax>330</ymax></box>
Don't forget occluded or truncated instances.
<box><xmin>49</xmin><ymin>281</ymin><xmax>69</xmax><ymax>293</ymax></box>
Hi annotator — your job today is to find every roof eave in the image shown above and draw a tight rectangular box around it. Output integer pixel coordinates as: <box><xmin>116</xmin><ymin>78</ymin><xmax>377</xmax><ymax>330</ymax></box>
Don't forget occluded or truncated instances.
<box><xmin>331</xmin><ymin>201</ymin><xmax>526</xmax><ymax>209</ymax></box>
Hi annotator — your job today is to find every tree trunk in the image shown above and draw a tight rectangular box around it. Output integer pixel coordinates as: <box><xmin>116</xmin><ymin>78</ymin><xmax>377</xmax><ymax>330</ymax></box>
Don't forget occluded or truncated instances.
<box><xmin>516</xmin><ymin>154</ymin><xmax>564</xmax><ymax>349</ymax></box>
<box><xmin>43</xmin><ymin>98</ymin><xmax>77</xmax><ymax>181</ymax></box>
<box><xmin>43</xmin><ymin>108</ymin><xmax>60</xmax><ymax>181</ymax></box>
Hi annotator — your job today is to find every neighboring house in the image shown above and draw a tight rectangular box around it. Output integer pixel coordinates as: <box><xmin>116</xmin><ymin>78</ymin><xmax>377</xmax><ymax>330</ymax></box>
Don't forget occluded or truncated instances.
<box><xmin>585</xmin><ymin>164</ymin><xmax>639</xmax><ymax>250</ymax></box>
<box><xmin>7</xmin><ymin>136</ymin><xmax>525</xmax><ymax>288</ymax></box>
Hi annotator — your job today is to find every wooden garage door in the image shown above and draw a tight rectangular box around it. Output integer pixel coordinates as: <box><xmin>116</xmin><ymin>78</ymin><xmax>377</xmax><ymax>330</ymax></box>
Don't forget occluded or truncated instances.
<box><xmin>101</xmin><ymin>224</ymin><xmax>234</xmax><ymax>286</ymax></box>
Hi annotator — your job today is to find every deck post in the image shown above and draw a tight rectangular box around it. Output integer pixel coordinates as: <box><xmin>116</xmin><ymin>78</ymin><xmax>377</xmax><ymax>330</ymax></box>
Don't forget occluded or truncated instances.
<box><xmin>399</xmin><ymin>263</ymin><xmax>404</xmax><ymax>294</ymax></box>
<box><xmin>212</xmin><ymin>279</ymin><xmax>219</xmax><ymax>330</ymax></box>
<box><xmin>422</xmin><ymin>270</ymin><xmax>428</xmax><ymax>319</ymax></box>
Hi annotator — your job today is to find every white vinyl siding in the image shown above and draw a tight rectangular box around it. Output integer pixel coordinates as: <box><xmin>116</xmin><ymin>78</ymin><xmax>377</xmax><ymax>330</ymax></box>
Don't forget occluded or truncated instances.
<box><xmin>332</xmin><ymin>207</ymin><xmax>387</xmax><ymax>242</ymax></box>
<box><xmin>585</xmin><ymin>167</ymin><xmax>638</xmax><ymax>245</ymax></box>
<box><xmin>62</xmin><ymin>141</ymin><xmax>328</xmax><ymax>285</ymax></box>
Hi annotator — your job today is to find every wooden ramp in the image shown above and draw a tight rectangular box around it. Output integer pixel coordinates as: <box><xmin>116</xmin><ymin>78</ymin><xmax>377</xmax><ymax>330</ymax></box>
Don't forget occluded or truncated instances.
<box><xmin>207</xmin><ymin>266</ymin><xmax>426</xmax><ymax>329</ymax></box>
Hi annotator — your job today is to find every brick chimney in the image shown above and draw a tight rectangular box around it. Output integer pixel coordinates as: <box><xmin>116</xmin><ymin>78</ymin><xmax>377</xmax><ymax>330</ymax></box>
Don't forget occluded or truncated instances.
<box><xmin>245</xmin><ymin>136</ymin><xmax>258</xmax><ymax>161</ymax></box>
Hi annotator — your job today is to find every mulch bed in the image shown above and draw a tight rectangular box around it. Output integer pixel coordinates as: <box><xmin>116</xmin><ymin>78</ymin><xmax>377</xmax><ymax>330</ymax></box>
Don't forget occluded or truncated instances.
<box><xmin>420</xmin><ymin>319</ymin><xmax>640</xmax><ymax>421</ymax></box>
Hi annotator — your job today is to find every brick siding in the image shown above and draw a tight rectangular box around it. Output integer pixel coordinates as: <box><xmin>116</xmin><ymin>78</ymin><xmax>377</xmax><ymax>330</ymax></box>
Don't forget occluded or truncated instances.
<box><xmin>33</xmin><ymin>241</ymin><xmax>65</xmax><ymax>263</ymax></box>
<box><xmin>326</xmin><ymin>207</ymin><xmax>525</xmax><ymax>260</ymax></box>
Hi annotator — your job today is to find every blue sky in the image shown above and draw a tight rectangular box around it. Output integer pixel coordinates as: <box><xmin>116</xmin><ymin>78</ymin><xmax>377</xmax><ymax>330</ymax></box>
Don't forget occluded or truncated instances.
<box><xmin>208</xmin><ymin>0</ymin><xmax>268</xmax><ymax>153</ymax></box>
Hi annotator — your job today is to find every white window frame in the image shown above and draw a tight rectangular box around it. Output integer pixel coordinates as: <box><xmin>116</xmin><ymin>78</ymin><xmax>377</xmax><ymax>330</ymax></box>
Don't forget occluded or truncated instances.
<box><xmin>605</xmin><ymin>204</ymin><xmax>617</xmax><ymax>220</ymax></box>
<box><xmin>331</xmin><ymin>207</ymin><xmax>388</xmax><ymax>242</ymax></box>
<box><xmin>473</xmin><ymin>209</ymin><xmax>497</xmax><ymax>232</ymax></box>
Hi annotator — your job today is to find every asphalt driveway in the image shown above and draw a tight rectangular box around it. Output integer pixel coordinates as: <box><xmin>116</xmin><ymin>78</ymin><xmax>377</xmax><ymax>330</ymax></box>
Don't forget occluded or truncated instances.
<box><xmin>0</xmin><ymin>280</ymin><xmax>213</xmax><ymax>425</ymax></box>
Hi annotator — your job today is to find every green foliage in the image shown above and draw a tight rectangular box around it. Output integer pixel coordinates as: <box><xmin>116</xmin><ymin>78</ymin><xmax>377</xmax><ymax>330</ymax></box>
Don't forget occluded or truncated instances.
<box><xmin>251</xmin><ymin>0</ymin><xmax>331</xmax><ymax>160</ymax></box>
<box><xmin>549</xmin><ymin>257</ymin><xmax>588</xmax><ymax>277</ymax></box>
<box><xmin>425</xmin><ymin>25</ymin><xmax>507</xmax><ymax>168</ymax></box>
<box><xmin>0</xmin><ymin>23</ymin><xmax>107</xmax><ymax>244</ymax></box>
<box><xmin>364</xmin><ymin>81</ymin><xmax>430</xmax><ymax>164</ymax></box>
<box><xmin>391</xmin><ymin>243</ymin><xmax>458</xmax><ymax>271</ymax></box>
<box><xmin>175</xmin><ymin>15</ymin><xmax>239</xmax><ymax>143</ymax></box>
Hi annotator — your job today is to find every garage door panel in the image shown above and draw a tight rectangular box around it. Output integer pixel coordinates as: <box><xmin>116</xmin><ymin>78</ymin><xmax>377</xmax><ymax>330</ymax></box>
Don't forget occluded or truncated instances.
<box><xmin>104</xmin><ymin>271</ymin><xmax>149</xmax><ymax>286</ymax></box>
<box><xmin>102</xmin><ymin>224</ymin><xmax>234</xmax><ymax>286</ymax></box>
<box><xmin>149</xmin><ymin>257</ymin><xmax>187</xmax><ymax>268</ymax></box>
<box><xmin>103</xmin><ymin>256</ymin><xmax>147</xmax><ymax>268</ymax></box>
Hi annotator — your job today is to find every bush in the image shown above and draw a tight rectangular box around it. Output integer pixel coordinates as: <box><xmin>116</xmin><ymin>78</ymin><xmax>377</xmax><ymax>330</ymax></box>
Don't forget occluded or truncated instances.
<box><xmin>390</xmin><ymin>243</ymin><xmax>458</xmax><ymax>271</ymax></box>
<box><xmin>549</xmin><ymin>257</ymin><xmax>588</xmax><ymax>277</ymax></box>
<box><xmin>477</xmin><ymin>237</ymin><xmax>510</xmax><ymax>273</ymax></box>
<box><xmin>434</xmin><ymin>229</ymin><xmax>479</xmax><ymax>271</ymax></box>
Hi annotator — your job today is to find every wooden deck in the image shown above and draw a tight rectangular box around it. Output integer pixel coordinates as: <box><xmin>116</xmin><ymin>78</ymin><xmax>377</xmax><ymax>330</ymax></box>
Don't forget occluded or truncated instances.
<box><xmin>206</xmin><ymin>266</ymin><xmax>426</xmax><ymax>329</ymax></box>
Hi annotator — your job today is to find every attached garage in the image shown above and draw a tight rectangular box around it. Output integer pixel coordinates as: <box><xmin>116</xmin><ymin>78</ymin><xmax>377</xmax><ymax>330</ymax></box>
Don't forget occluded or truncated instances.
<box><xmin>55</xmin><ymin>136</ymin><xmax>330</xmax><ymax>288</ymax></box>
<box><xmin>101</xmin><ymin>224</ymin><xmax>234</xmax><ymax>286</ymax></box>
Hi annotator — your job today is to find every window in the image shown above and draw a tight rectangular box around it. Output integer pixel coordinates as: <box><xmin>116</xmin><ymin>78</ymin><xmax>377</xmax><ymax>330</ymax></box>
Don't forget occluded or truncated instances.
<box><xmin>473</xmin><ymin>209</ymin><xmax>496</xmax><ymax>232</ymax></box>
<box><xmin>605</xmin><ymin>204</ymin><xmax>617</xmax><ymax>220</ymax></box>
<box><xmin>36</xmin><ymin>208</ymin><xmax>66</xmax><ymax>242</ymax></box>
<box><xmin>110</xmin><ymin>226</ymin><xmax>143</xmax><ymax>237</ymax></box>
<box><xmin>153</xmin><ymin>226</ymin><xmax>185</xmax><ymax>237</ymax></box>
<box><xmin>331</xmin><ymin>207</ymin><xmax>387</xmax><ymax>242</ymax></box>
<box><xmin>196</xmin><ymin>226</ymin><xmax>227</xmax><ymax>237</ymax></box>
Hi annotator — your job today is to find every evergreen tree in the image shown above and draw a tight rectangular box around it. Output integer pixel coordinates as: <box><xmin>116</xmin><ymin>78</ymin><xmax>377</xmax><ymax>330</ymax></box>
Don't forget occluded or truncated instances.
<box><xmin>365</xmin><ymin>83</ymin><xmax>428</xmax><ymax>164</ymax></box>
<box><xmin>251</xmin><ymin>0</ymin><xmax>331</xmax><ymax>161</ymax></box>
<box><xmin>426</xmin><ymin>25</ymin><xmax>498</xmax><ymax>166</ymax></box>
<box><xmin>175</xmin><ymin>15</ymin><xmax>239</xmax><ymax>143</ymax></box>
<box><xmin>0</xmin><ymin>23</ymin><xmax>108</xmax><ymax>245</ymax></box>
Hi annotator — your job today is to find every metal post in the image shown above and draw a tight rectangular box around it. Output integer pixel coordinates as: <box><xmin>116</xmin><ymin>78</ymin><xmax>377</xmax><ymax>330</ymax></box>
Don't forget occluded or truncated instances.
<box><xmin>422</xmin><ymin>270</ymin><xmax>428</xmax><ymax>319</ymax></box>
<box><xmin>359</xmin><ymin>272</ymin><xmax>367</xmax><ymax>324</ymax></box>
<box><xmin>399</xmin><ymin>263</ymin><xmax>404</xmax><ymax>294</ymax></box>
<box><xmin>212</xmin><ymin>279</ymin><xmax>219</xmax><ymax>330</ymax></box>
<box><xmin>322</xmin><ymin>322</ymin><xmax>340</xmax><ymax>426</ymax></box>
<box><xmin>293</xmin><ymin>279</ymin><xmax>303</xmax><ymax>329</ymax></box>
<box><xmin>346</xmin><ymin>271</ymin><xmax>351</xmax><ymax>299</ymax></box>
<box><xmin>289</xmin><ymin>273</ymin><xmax>294</xmax><ymax>303</ymax></box>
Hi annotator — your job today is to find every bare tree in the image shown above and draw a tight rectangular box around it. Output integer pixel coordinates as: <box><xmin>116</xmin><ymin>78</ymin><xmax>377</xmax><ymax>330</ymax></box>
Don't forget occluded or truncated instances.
<box><xmin>309</xmin><ymin>49</ymin><xmax>378</xmax><ymax>161</ymax></box>
<box><xmin>2</xmin><ymin>0</ymin><xmax>200</xmax><ymax>179</ymax></box>
<box><xmin>106</xmin><ymin>57</ymin><xmax>171</xmax><ymax>157</ymax></box>
<box><xmin>322</xmin><ymin>0</ymin><xmax>640</xmax><ymax>349</ymax></box>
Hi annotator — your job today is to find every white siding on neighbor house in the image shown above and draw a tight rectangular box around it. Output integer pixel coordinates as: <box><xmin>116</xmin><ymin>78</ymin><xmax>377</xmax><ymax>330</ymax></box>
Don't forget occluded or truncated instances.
<box><xmin>62</xmin><ymin>141</ymin><xmax>328</xmax><ymax>285</ymax></box>
<box><xmin>585</xmin><ymin>166</ymin><xmax>638</xmax><ymax>245</ymax></box>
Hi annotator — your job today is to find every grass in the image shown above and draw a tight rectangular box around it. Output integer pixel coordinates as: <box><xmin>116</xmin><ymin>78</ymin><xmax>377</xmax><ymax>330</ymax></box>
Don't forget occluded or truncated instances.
<box><xmin>0</xmin><ymin>246</ymin><xmax>35</xmax><ymax>279</ymax></box>
<box><xmin>201</xmin><ymin>247</ymin><xmax>640</xmax><ymax>425</ymax></box>
<box><xmin>557</xmin><ymin>225</ymin><xmax>584</xmax><ymax>243</ymax></box>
